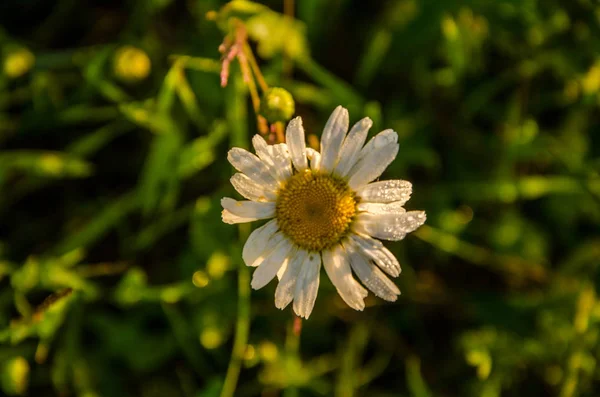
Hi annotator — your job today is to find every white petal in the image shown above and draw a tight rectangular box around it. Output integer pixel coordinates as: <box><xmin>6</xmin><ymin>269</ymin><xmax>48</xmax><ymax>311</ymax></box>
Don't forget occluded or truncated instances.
<box><xmin>322</xmin><ymin>244</ymin><xmax>367</xmax><ymax>311</ymax></box>
<box><xmin>221</xmin><ymin>198</ymin><xmax>275</xmax><ymax>224</ymax></box>
<box><xmin>230</xmin><ymin>173</ymin><xmax>277</xmax><ymax>202</ymax></box>
<box><xmin>344</xmin><ymin>240</ymin><xmax>400</xmax><ymax>302</ymax></box>
<box><xmin>275</xmin><ymin>249</ymin><xmax>308</xmax><ymax>309</ymax></box>
<box><xmin>354</xmin><ymin>211</ymin><xmax>426</xmax><ymax>241</ymax></box>
<box><xmin>293</xmin><ymin>252</ymin><xmax>322</xmax><ymax>319</ymax></box>
<box><xmin>251</xmin><ymin>238</ymin><xmax>294</xmax><ymax>289</ymax></box>
<box><xmin>221</xmin><ymin>210</ymin><xmax>256</xmax><ymax>224</ymax></box>
<box><xmin>357</xmin><ymin>129</ymin><xmax>397</xmax><ymax>161</ymax></box>
<box><xmin>334</xmin><ymin>117</ymin><xmax>371</xmax><ymax>177</ymax></box>
<box><xmin>252</xmin><ymin>136</ymin><xmax>292</xmax><ymax>184</ymax></box>
<box><xmin>356</xmin><ymin>180</ymin><xmax>412</xmax><ymax>204</ymax></box>
<box><xmin>286</xmin><ymin>117</ymin><xmax>308</xmax><ymax>172</ymax></box>
<box><xmin>242</xmin><ymin>219</ymin><xmax>280</xmax><ymax>266</ymax></box>
<box><xmin>350</xmin><ymin>234</ymin><xmax>401</xmax><ymax>277</ymax></box>
<box><xmin>276</xmin><ymin>260</ymin><xmax>288</xmax><ymax>281</ymax></box>
<box><xmin>320</xmin><ymin>106</ymin><xmax>349</xmax><ymax>173</ymax></box>
<box><xmin>348</xmin><ymin>142</ymin><xmax>399</xmax><ymax>189</ymax></box>
<box><xmin>357</xmin><ymin>201</ymin><xmax>406</xmax><ymax>215</ymax></box>
<box><xmin>228</xmin><ymin>147</ymin><xmax>278</xmax><ymax>189</ymax></box>
<box><xmin>270</xmin><ymin>143</ymin><xmax>293</xmax><ymax>181</ymax></box>
<box><xmin>221</xmin><ymin>197</ymin><xmax>276</xmax><ymax>224</ymax></box>
<box><xmin>306</xmin><ymin>148</ymin><xmax>322</xmax><ymax>171</ymax></box>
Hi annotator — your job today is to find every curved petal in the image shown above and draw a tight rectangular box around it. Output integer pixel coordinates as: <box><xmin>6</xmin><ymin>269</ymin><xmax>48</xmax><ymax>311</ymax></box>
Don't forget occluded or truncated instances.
<box><xmin>242</xmin><ymin>219</ymin><xmax>279</xmax><ymax>267</ymax></box>
<box><xmin>275</xmin><ymin>248</ymin><xmax>308</xmax><ymax>309</ymax></box>
<box><xmin>286</xmin><ymin>116</ymin><xmax>308</xmax><ymax>172</ymax></box>
<box><xmin>356</xmin><ymin>180</ymin><xmax>412</xmax><ymax>204</ymax></box>
<box><xmin>348</xmin><ymin>142</ymin><xmax>399</xmax><ymax>189</ymax></box>
<box><xmin>306</xmin><ymin>148</ymin><xmax>322</xmax><ymax>171</ymax></box>
<box><xmin>221</xmin><ymin>198</ymin><xmax>275</xmax><ymax>224</ymax></box>
<box><xmin>322</xmin><ymin>244</ymin><xmax>367</xmax><ymax>311</ymax></box>
<box><xmin>320</xmin><ymin>106</ymin><xmax>349</xmax><ymax>173</ymax></box>
<box><xmin>270</xmin><ymin>143</ymin><xmax>293</xmax><ymax>181</ymax></box>
<box><xmin>227</xmin><ymin>147</ymin><xmax>278</xmax><ymax>189</ymax></box>
<box><xmin>357</xmin><ymin>201</ymin><xmax>406</xmax><ymax>215</ymax></box>
<box><xmin>357</xmin><ymin>129</ymin><xmax>397</xmax><ymax>161</ymax></box>
<box><xmin>354</xmin><ymin>211</ymin><xmax>426</xmax><ymax>241</ymax></box>
<box><xmin>334</xmin><ymin>117</ymin><xmax>372</xmax><ymax>177</ymax></box>
<box><xmin>350</xmin><ymin>234</ymin><xmax>401</xmax><ymax>277</ymax></box>
<box><xmin>277</xmin><ymin>260</ymin><xmax>288</xmax><ymax>281</ymax></box>
<box><xmin>230</xmin><ymin>173</ymin><xmax>277</xmax><ymax>202</ymax></box>
<box><xmin>252</xmin><ymin>136</ymin><xmax>292</xmax><ymax>183</ymax></box>
<box><xmin>293</xmin><ymin>252</ymin><xmax>322</xmax><ymax>319</ymax></box>
<box><xmin>221</xmin><ymin>210</ymin><xmax>256</xmax><ymax>224</ymax></box>
<box><xmin>343</xmin><ymin>240</ymin><xmax>400</xmax><ymax>302</ymax></box>
<box><xmin>251</xmin><ymin>238</ymin><xmax>294</xmax><ymax>289</ymax></box>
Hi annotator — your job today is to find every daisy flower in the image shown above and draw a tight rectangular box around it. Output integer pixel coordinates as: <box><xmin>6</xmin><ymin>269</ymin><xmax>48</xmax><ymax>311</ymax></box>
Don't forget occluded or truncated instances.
<box><xmin>221</xmin><ymin>106</ymin><xmax>426</xmax><ymax>318</ymax></box>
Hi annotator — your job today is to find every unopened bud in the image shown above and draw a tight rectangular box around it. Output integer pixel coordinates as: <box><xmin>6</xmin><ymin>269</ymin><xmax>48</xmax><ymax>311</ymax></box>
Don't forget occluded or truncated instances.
<box><xmin>3</xmin><ymin>49</ymin><xmax>35</xmax><ymax>79</ymax></box>
<box><xmin>1</xmin><ymin>357</ymin><xmax>29</xmax><ymax>395</ymax></box>
<box><xmin>113</xmin><ymin>46</ymin><xmax>151</xmax><ymax>82</ymax></box>
<box><xmin>259</xmin><ymin>87</ymin><xmax>295</xmax><ymax>123</ymax></box>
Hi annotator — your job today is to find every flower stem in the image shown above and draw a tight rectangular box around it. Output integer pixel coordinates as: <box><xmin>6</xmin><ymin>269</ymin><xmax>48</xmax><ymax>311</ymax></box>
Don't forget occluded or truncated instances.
<box><xmin>220</xmin><ymin>226</ymin><xmax>251</xmax><ymax>397</ymax></box>
<box><xmin>221</xmin><ymin>73</ymin><xmax>252</xmax><ymax>397</ymax></box>
<box><xmin>244</xmin><ymin>42</ymin><xmax>269</xmax><ymax>93</ymax></box>
<box><xmin>283</xmin><ymin>314</ymin><xmax>302</xmax><ymax>397</ymax></box>
<box><xmin>282</xmin><ymin>0</ymin><xmax>295</xmax><ymax>78</ymax></box>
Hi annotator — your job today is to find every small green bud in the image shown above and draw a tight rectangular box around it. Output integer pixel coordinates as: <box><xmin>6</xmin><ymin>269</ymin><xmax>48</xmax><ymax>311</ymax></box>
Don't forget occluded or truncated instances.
<box><xmin>113</xmin><ymin>46</ymin><xmax>151</xmax><ymax>82</ymax></box>
<box><xmin>259</xmin><ymin>87</ymin><xmax>295</xmax><ymax>123</ymax></box>
<box><xmin>1</xmin><ymin>357</ymin><xmax>29</xmax><ymax>396</ymax></box>
<box><xmin>3</xmin><ymin>48</ymin><xmax>35</xmax><ymax>79</ymax></box>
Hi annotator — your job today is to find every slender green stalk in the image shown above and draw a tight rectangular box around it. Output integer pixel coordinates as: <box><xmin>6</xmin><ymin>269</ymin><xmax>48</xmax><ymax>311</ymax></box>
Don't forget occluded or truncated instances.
<box><xmin>220</xmin><ymin>70</ymin><xmax>251</xmax><ymax>397</ymax></box>
<box><xmin>220</xmin><ymin>226</ymin><xmax>251</xmax><ymax>397</ymax></box>
<box><xmin>283</xmin><ymin>316</ymin><xmax>302</xmax><ymax>397</ymax></box>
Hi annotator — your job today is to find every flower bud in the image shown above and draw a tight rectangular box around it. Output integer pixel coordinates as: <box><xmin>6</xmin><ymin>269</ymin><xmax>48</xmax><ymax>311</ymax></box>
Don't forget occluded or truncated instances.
<box><xmin>3</xmin><ymin>49</ymin><xmax>35</xmax><ymax>79</ymax></box>
<box><xmin>259</xmin><ymin>87</ymin><xmax>295</xmax><ymax>123</ymax></box>
<box><xmin>1</xmin><ymin>357</ymin><xmax>29</xmax><ymax>395</ymax></box>
<box><xmin>113</xmin><ymin>46</ymin><xmax>151</xmax><ymax>82</ymax></box>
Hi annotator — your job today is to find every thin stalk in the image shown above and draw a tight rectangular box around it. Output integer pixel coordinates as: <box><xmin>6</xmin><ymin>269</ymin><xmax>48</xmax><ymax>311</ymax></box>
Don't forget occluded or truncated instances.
<box><xmin>283</xmin><ymin>0</ymin><xmax>295</xmax><ymax>78</ymax></box>
<box><xmin>283</xmin><ymin>315</ymin><xmax>302</xmax><ymax>397</ymax></box>
<box><xmin>238</xmin><ymin>53</ymin><xmax>261</xmax><ymax>115</ymax></box>
<box><xmin>244</xmin><ymin>42</ymin><xmax>269</xmax><ymax>93</ymax></box>
<box><xmin>220</xmin><ymin>229</ymin><xmax>251</xmax><ymax>397</ymax></box>
<box><xmin>221</xmin><ymin>73</ymin><xmax>252</xmax><ymax>397</ymax></box>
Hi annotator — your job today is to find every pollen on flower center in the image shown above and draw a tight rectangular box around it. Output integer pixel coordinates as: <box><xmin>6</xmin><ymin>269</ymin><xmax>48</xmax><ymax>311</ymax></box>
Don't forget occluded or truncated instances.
<box><xmin>275</xmin><ymin>170</ymin><xmax>357</xmax><ymax>252</ymax></box>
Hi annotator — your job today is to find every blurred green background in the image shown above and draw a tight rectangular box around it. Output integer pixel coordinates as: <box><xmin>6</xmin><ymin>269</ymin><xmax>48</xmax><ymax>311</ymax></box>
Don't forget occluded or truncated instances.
<box><xmin>1</xmin><ymin>0</ymin><xmax>599</xmax><ymax>396</ymax></box>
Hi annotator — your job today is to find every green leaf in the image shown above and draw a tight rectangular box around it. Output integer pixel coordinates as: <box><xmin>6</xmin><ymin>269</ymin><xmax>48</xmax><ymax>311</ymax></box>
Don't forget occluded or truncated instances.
<box><xmin>0</xmin><ymin>151</ymin><xmax>93</xmax><ymax>178</ymax></box>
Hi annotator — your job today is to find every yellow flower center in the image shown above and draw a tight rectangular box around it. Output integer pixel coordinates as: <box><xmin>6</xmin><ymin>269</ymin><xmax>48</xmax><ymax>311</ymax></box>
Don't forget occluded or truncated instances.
<box><xmin>275</xmin><ymin>170</ymin><xmax>357</xmax><ymax>252</ymax></box>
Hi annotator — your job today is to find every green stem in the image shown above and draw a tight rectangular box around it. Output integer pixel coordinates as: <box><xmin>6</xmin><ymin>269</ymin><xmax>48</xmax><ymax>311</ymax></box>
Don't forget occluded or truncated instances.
<box><xmin>283</xmin><ymin>316</ymin><xmax>301</xmax><ymax>397</ymax></box>
<box><xmin>220</xmin><ymin>70</ymin><xmax>251</xmax><ymax>397</ymax></box>
<box><xmin>220</xmin><ymin>232</ymin><xmax>251</xmax><ymax>397</ymax></box>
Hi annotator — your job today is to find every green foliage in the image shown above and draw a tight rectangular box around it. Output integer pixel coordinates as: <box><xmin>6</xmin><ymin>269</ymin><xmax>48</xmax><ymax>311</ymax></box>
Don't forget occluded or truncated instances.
<box><xmin>0</xmin><ymin>0</ymin><xmax>599</xmax><ymax>396</ymax></box>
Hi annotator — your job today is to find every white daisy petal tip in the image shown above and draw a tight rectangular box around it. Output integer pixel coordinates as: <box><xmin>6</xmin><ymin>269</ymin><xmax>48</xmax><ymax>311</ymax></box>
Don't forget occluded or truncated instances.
<box><xmin>405</xmin><ymin>211</ymin><xmax>427</xmax><ymax>231</ymax></box>
<box><xmin>348</xmin><ymin>142</ymin><xmax>399</xmax><ymax>189</ymax></box>
<box><xmin>377</xmin><ymin>129</ymin><xmax>398</xmax><ymax>147</ymax></box>
<box><xmin>292</xmin><ymin>252</ymin><xmax>321</xmax><ymax>319</ymax></box>
<box><xmin>220</xmin><ymin>197</ymin><xmax>276</xmax><ymax>222</ymax></box>
<box><xmin>250</xmin><ymin>239</ymin><xmax>293</xmax><ymax>290</ymax></box>
<box><xmin>357</xmin><ymin>180</ymin><xmax>413</xmax><ymax>204</ymax></box>
<box><xmin>287</xmin><ymin>115</ymin><xmax>303</xmax><ymax>130</ymax></box>
<box><xmin>359</xmin><ymin>116</ymin><xmax>372</xmax><ymax>127</ymax></box>
<box><xmin>286</xmin><ymin>116</ymin><xmax>308</xmax><ymax>172</ymax></box>
<box><xmin>320</xmin><ymin>106</ymin><xmax>349</xmax><ymax>172</ymax></box>
<box><xmin>221</xmin><ymin>209</ymin><xmax>237</xmax><ymax>224</ymax></box>
<box><xmin>333</xmin><ymin>116</ymin><xmax>373</xmax><ymax>177</ymax></box>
